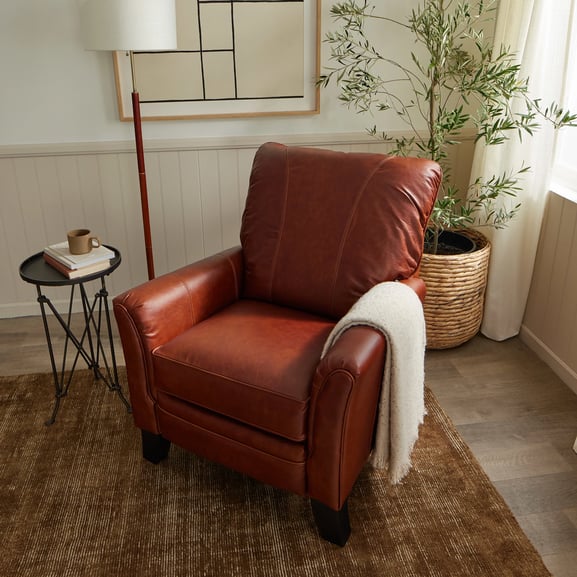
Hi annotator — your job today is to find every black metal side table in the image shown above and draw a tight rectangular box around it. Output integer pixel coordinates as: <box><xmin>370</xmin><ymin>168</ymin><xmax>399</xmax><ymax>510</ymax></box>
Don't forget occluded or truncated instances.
<box><xmin>19</xmin><ymin>246</ymin><xmax>131</xmax><ymax>425</ymax></box>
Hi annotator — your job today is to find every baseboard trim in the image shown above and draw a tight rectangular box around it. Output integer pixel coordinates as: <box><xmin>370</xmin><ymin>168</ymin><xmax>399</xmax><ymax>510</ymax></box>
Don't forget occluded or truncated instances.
<box><xmin>0</xmin><ymin>300</ymin><xmax>87</xmax><ymax>319</ymax></box>
<box><xmin>519</xmin><ymin>324</ymin><xmax>577</xmax><ymax>395</ymax></box>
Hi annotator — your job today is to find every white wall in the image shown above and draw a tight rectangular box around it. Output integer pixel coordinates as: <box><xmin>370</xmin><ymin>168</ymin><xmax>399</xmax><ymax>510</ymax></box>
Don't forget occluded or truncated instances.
<box><xmin>0</xmin><ymin>0</ymin><xmax>420</xmax><ymax>147</ymax></box>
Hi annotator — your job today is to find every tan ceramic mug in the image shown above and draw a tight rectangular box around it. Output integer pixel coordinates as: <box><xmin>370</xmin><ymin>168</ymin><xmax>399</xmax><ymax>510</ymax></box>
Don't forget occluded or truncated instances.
<box><xmin>67</xmin><ymin>229</ymin><xmax>101</xmax><ymax>255</ymax></box>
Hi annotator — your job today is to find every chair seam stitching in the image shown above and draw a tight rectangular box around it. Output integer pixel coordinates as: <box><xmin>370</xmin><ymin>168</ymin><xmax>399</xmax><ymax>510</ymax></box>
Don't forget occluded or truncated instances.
<box><xmin>226</xmin><ymin>251</ymin><xmax>240</xmax><ymax>300</ymax></box>
<box><xmin>157</xmin><ymin>406</ymin><xmax>307</xmax><ymax>455</ymax></box>
<box><xmin>173</xmin><ymin>270</ymin><xmax>197</xmax><ymax>325</ymax></box>
<box><xmin>268</xmin><ymin>147</ymin><xmax>290</xmax><ymax>301</ymax></box>
<box><xmin>329</xmin><ymin>157</ymin><xmax>391</xmax><ymax>315</ymax></box>
<box><xmin>153</xmin><ymin>353</ymin><xmax>309</xmax><ymax>402</ymax></box>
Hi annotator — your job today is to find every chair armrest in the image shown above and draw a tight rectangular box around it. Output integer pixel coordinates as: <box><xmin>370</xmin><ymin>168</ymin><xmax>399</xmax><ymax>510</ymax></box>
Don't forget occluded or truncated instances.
<box><xmin>400</xmin><ymin>275</ymin><xmax>426</xmax><ymax>302</ymax></box>
<box><xmin>306</xmin><ymin>276</ymin><xmax>423</xmax><ymax>510</ymax></box>
<box><xmin>307</xmin><ymin>326</ymin><xmax>386</xmax><ymax>510</ymax></box>
<box><xmin>113</xmin><ymin>246</ymin><xmax>243</xmax><ymax>432</ymax></box>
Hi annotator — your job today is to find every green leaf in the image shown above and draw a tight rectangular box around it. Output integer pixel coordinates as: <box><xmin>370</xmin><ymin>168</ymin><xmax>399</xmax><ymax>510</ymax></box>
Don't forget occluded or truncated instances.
<box><xmin>319</xmin><ymin>0</ymin><xmax>576</xmax><ymax>247</ymax></box>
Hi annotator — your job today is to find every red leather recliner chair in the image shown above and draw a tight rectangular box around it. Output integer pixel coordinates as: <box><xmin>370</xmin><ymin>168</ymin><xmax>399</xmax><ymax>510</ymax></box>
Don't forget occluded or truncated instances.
<box><xmin>113</xmin><ymin>142</ymin><xmax>441</xmax><ymax>545</ymax></box>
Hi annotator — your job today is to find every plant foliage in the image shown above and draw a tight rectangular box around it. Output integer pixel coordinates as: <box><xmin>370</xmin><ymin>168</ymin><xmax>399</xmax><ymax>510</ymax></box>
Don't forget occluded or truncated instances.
<box><xmin>319</xmin><ymin>0</ymin><xmax>577</xmax><ymax>253</ymax></box>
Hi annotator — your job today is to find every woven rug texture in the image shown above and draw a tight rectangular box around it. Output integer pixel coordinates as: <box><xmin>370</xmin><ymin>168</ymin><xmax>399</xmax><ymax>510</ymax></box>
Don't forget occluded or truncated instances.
<box><xmin>0</xmin><ymin>370</ymin><xmax>551</xmax><ymax>577</ymax></box>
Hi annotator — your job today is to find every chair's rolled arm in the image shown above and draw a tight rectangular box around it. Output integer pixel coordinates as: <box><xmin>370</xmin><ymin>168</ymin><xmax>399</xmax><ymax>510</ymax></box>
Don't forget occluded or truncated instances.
<box><xmin>113</xmin><ymin>246</ymin><xmax>243</xmax><ymax>432</ymax></box>
<box><xmin>307</xmin><ymin>326</ymin><xmax>386</xmax><ymax>510</ymax></box>
<box><xmin>306</xmin><ymin>276</ymin><xmax>423</xmax><ymax>510</ymax></box>
<box><xmin>400</xmin><ymin>276</ymin><xmax>426</xmax><ymax>302</ymax></box>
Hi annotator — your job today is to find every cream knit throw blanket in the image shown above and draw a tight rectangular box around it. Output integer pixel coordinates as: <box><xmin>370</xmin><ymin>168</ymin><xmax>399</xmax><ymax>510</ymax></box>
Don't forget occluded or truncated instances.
<box><xmin>321</xmin><ymin>281</ymin><xmax>426</xmax><ymax>484</ymax></box>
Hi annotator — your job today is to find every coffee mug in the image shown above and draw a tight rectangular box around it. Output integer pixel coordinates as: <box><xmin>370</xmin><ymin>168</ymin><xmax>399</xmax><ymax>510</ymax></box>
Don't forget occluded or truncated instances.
<box><xmin>67</xmin><ymin>229</ymin><xmax>101</xmax><ymax>255</ymax></box>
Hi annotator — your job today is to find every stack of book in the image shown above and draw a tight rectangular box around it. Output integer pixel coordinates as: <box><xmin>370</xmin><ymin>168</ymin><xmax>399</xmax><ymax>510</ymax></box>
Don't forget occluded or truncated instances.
<box><xmin>43</xmin><ymin>242</ymin><xmax>115</xmax><ymax>279</ymax></box>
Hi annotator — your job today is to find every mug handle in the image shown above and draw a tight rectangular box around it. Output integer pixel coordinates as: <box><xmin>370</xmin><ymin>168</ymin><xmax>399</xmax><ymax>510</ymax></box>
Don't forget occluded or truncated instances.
<box><xmin>90</xmin><ymin>236</ymin><xmax>101</xmax><ymax>248</ymax></box>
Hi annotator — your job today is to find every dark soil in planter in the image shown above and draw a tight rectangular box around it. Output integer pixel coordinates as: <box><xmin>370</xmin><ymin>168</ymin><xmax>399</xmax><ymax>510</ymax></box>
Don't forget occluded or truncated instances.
<box><xmin>425</xmin><ymin>230</ymin><xmax>477</xmax><ymax>255</ymax></box>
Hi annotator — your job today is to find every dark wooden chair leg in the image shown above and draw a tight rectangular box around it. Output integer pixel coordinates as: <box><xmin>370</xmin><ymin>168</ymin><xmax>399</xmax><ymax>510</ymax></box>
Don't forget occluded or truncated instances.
<box><xmin>311</xmin><ymin>498</ymin><xmax>351</xmax><ymax>546</ymax></box>
<box><xmin>141</xmin><ymin>430</ymin><xmax>171</xmax><ymax>464</ymax></box>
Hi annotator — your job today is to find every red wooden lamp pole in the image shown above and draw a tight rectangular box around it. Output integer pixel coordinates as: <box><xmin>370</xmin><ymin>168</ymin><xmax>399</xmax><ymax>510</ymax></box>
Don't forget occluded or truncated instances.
<box><xmin>131</xmin><ymin>90</ymin><xmax>155</xmax><ymax>280</ymax></box>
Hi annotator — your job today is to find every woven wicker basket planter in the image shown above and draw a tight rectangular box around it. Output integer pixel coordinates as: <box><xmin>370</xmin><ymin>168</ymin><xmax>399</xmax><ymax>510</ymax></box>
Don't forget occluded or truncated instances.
<box><xmin>420</xmin><ymin>230</ymin><xmax>491</xmax><ymax>349</ymax></box>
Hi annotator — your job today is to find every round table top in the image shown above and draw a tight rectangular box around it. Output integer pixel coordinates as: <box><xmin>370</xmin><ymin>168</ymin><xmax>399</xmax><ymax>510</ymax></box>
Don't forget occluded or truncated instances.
<box><xmin>19</xmin><ymin>246</ymin><xmax>121</xmax><ymax>287</ymax></box>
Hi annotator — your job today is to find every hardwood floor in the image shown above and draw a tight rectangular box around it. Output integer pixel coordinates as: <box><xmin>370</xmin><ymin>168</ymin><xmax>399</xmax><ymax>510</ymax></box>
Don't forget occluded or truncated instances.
<box><xmin>1</xmin><ymin>314</ymin><xmax>577</xmax><ymax>576</ymax></box>
<box><xmin>427</xmin><ymin>337</ymin><xmax>577</xmax><ymax>577</ymax></box>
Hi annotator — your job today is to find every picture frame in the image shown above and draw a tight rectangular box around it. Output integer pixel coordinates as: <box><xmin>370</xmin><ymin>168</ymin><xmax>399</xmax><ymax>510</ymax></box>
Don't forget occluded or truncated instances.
<box><xmin>113</xmin><ymin>0</ymin><xmax>320</xmax><ymax>121</ymax></box>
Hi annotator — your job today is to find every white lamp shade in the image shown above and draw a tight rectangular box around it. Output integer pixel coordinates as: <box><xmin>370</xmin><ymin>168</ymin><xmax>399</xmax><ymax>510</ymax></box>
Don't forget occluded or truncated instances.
<box><xmin>81</xmin><ymin>0</ymin><xmax>177</xmax><ymax>51</ymax></box>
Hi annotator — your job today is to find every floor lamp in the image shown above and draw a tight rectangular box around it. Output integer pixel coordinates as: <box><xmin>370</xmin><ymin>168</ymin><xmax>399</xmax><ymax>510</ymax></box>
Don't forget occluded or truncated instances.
<box><xmin>80</xmin><ymin>0</ymin><xmax>177</xmax><ymax>280</ymax></box>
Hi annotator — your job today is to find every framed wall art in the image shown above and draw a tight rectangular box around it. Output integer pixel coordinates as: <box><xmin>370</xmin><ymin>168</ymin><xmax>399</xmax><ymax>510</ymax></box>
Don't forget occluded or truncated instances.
<box><xmin>113</xmin><ymin>0</ymin><xmax>320</xmax><ymax>120</ymax></box>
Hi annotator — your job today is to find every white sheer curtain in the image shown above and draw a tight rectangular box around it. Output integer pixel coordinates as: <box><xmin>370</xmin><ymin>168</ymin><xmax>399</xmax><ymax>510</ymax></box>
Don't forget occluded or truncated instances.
<box><xmin>470</xmin><ymin>0</ymin><xmax>575</xmax><ymax>341</ymax></box>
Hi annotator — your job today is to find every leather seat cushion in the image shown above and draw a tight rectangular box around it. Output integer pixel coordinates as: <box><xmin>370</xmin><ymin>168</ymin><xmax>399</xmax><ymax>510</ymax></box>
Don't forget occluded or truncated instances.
<box><xmin>152</xmin><ymin>300</ymin><xmax>335</xmax><ymax>442</ymax></box>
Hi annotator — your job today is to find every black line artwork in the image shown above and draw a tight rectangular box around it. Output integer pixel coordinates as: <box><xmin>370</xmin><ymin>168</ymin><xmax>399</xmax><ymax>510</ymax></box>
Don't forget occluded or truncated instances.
<box><xmin>133</xmin><ymin>0</ymin><xmax>305</xmax><ymax>104</ymax></box>
<box><xmin>113</xmin><ymin>0</ymin><xmax>318</xmax><ymax>119</ymax></box>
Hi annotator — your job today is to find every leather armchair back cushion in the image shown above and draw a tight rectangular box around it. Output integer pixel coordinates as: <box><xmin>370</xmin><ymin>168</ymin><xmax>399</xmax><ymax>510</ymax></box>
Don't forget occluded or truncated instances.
<box><xmin>240</xmin><ymin>142</ymin><xmax>441</xmax><ymax>318</ymax></box>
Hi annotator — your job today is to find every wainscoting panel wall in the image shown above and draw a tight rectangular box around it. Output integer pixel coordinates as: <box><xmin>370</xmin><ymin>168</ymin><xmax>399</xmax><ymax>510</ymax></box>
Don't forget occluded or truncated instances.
<box><xmin>0</xmin><ymin>136</ymin><xmax>374</xmax><ymax>317</ymax></box>
<box><xmin>522</xmin><ymin>191</ymin><xmax>577</xmax><ymax>393</ymax></box>
<box><xmin>0</xmin><ymin>133</ymin><xmax>475</xmax><ymax>318</ymax></box>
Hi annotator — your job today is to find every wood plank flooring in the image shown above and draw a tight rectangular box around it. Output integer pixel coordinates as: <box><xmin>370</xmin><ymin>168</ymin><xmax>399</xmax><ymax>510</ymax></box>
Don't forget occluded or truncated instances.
<box><xmin>426</xmin><ymin>336</ymin><xmax>577</xmax><ymax>577</ymax></box>
<box><xmin>1</xmin><ymin>314</ymin><xmax>577</xmax><ymax>576</ymax></box>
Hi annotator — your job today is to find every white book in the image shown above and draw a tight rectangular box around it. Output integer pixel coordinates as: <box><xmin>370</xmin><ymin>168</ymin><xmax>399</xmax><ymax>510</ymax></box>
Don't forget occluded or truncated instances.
<box><xmin>44</xmin><ymin>241</ymin><xmax>115</xmax><ymax>270</ymax></box>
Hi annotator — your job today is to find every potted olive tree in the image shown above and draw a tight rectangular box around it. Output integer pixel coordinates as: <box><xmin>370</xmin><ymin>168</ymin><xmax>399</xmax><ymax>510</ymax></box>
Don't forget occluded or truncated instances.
<box><xmin>320</xmin><ymin>0</ymin><xmax>576</xmax><ymax>348</ymax></box>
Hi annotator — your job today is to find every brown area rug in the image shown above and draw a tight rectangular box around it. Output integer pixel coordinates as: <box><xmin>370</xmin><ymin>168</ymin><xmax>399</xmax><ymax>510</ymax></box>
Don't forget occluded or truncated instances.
<box><xmin>0</xmin><ymin>370</ymin><xmax>551</xmax><ymax>577</ymax></box>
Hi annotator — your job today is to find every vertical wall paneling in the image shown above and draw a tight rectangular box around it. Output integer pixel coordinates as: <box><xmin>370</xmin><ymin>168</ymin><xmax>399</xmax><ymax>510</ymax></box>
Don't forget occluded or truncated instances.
<box><xmin>143</xmin><ymin>152</ymin><xmax>165</xmax><ymax>278</ymax></box>
<box><xmin>14</xmin><ymin>158</ymin><xmax>48</xmax><ymax>252</ymax></box>
<box><xmin>559</xmin><ymin>206</ymin><xmax>577</xmax><ymax>364</ymax></box>
<box><xmin>197</xmin><ymin>150</ymin><xmax>224</xmax><ymax>258</ymax></box>
<box><xmin>178</xmin><ymin>150</ymin><xmax>206</xmax><ymax>265</ymax></box>
<box><xmin>218</xmin><ymin>149</ymin><xmax>242</xmax><ymax>250</ymax></box>
<box><xmin>524</xmin><ymin>196</ymin><xmax>563</xmax><ymax>333</ymax></box>
<box><xmin>543</xmin><ymin>200</ymin><xmax>577</xmax><ymax>354</ymax></box>
<box><xmin>0</xmin><ymin>133</ymin><xmax>477</xmax><ymax>318</ymax></box>
<box><xmin>522</xmin><ymin>192</ymin><xmax>577</xmax><ymax>393</ymax></box>
<box><xmin>96</xmin><ymin>154</ymin><xmax>139</xmax><ymax>296</ymax></box>
<box><xmin>120</xmin><ymin>152</ymin><xmax>150</xmax><ymax>288</ymax></box>
<box><xmin>55</xmin><ymin>156</ymin><xmax>85</xmax><ymax>229</ymax></box>
<box><xmin>76</xmin><ymin>155</ymin><xmax>108</xmax><ymax>244</ymax></box>
<box><xmin>35</xmin><ymin>156</ymin><xmax>66</xmax><ymax>245</ymax></box>
<box><xmin>158</xmin><ymin>151</ymin><xmax>186</xmax><ymax>275</ymax></box>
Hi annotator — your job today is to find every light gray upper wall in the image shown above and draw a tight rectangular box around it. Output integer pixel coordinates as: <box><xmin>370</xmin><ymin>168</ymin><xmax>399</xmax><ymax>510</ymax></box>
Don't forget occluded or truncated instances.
<box><xmin>0</xmin><ymin>0</ymin><xmax>425</xmax><ymax>147</ymax></box>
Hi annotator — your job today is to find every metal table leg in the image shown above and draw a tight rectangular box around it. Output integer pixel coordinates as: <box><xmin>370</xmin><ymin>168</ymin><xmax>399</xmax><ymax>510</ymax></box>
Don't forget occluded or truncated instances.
<box><xmin>35</xmin><ymin>278</ymin><xmax>131</xmax><ymax>425</ymax></box>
